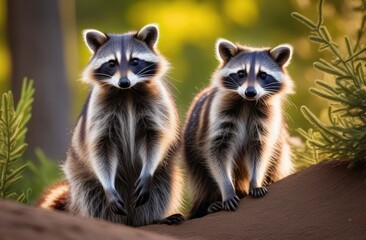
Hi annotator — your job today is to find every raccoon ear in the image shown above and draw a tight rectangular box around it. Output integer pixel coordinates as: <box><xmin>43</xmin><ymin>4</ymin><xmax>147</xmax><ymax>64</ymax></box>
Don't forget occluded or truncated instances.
<box><xmin>270</xmin><ymin>44</ymin><xmax>293</xmax><ymax>67</ymax></box>
<box><xmin>83</xmin><ymin>29</ymin><xmax>108</xmax><ymax>53</ymax></box>
<box><xmin>216</xmin><ymin>39</ymin><xmax>238</xmax><ymax>63</ymax></box>
<box><xmin>136</xmin><ymin>24</ymin><xmax>159</xmax><ymax>49</ymax></box>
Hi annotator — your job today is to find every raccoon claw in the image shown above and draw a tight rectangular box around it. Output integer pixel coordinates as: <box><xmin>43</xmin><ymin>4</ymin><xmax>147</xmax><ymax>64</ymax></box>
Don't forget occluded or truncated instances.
<box><xmin>133</xmin><ymin>175</ymin><xmax>152</xmax><ymax>207</ymax></box>
<box><xmin>207</xmin><ymin>201</ymin><xmax>223</xmax><ymax>214</ymax></box>
<box><xmin>158</xmin><ymin>214</ymin><xmax>185</xmax><ymax>225</ymax></box>
<box><xmin>106</xmin><ymin>188</ymin><xmax>126</xmax><ymax>215</ymax></box>
<box><xmin>249</xmin><ymin>187</ymin><xmax>268</xmax><ymax>198</ymax></box>
<box><xmin>208</xmin><ymin>195</ymin><xmax>240</xmax><ymax>213</ymax></box>
<box><xmin>223</xmin><ymin>195</ymin><xmax>240</xmax><ymax>211</ymax></box>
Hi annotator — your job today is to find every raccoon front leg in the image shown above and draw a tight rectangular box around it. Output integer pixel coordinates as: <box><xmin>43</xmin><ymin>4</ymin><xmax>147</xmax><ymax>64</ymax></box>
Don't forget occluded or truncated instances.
<box><xmin>90</xmin><ymin>134</ymin><xmax>126</xmax><ymax>215</ymax></box>
<box><xmin>133</xmin><ymin>167</ymin><xmax>153</xmax><ymax>207</ymax></box>
<box><xmin>207</xmin><ymin>155</ymin><xmax>240</xmax><ymax>213</ymax></box>
<box><xmin>133</xmin><ymin>128</ymin><xmax>165</xmax><ymax>207</ymax></box>
<box><xmin>207</xmin><ymin>124</ymin><xmax>240</xmax><ymax>212</ymax></box>
<box><xmin>246</xmin><ymin>140</ymin><xmax>269</xmax><ymax>198</ymax></box>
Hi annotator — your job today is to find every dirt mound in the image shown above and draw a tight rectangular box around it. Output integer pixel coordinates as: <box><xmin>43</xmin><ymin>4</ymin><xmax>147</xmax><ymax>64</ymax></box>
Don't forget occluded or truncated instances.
<box><xmin>1</xmin><ymin>160</ymin><xmax>365</xmax><ymax>240</ymax></box>
<box><xmin>0</xmin><ymin>200</ymin><xmax>174</xmax><ymax>240</ymax></box>
<box><xmin>142</xmin><ymin>161</ymin><xmax>366</xmax><ymax>239</ymax></box>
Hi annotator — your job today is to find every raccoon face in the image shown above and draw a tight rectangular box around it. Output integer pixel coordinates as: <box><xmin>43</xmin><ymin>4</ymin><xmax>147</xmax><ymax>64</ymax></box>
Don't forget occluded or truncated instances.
<box><xmin>82</xmin><ymin>24</ymin><xmax>167</xmax><ymax>89</ymax></box>
<box><xmin>215</xmin><ymin>39</ymin><xmax>293</xmax><ymax>101</ymax></box>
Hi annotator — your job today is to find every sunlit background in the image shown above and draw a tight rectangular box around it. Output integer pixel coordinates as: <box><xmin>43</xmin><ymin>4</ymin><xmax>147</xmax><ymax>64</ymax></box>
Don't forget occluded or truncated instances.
<box><xmin>0</xmin><ymin>0</ymin><xmax>362</xmax><ymax>201</ymax></box>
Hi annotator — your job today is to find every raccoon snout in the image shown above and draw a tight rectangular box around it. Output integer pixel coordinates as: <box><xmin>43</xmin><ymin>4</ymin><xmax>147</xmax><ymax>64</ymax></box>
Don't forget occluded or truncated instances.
<box><xmin>118</xmin><ymin>77</ymin><xmax>131</xmax><ymax>88</ymax></box>
<box><xmin>245</xmin><ymin>87</ymin><xmax>257</xmax><ymax>98</ymax></box>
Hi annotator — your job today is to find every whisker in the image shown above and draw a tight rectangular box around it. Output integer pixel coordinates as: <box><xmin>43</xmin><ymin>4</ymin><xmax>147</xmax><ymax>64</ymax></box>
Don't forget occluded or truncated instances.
<box><xmin>138</xmin><ymin>74</ymin><xmax>155</xmax><ymax>79</ymax></box>
<box><xmin>136</xmin><ymin>63</ymin><xmax>156</xmax><ymax>76</ymax></box>
<box><xmin>94</xmin><ymin>73</ymin><xmax>114</xmax><ymax>78</ymax></box>
<box><xmin>163</xmin><ymin>74</ymin><xmax>182</xmax><ymax>94</ymax></box>
<box><xmin>223</xmin><ymin>78</ymin><xmax>240</xmax><ymax>89</ymax></box>
<box><xmin>135</xmin><ymin>70</ymin><xmax>157</xmax><ymax>79</ymax></box>
<box><xmin>168</xmin><ymin>81</ymin><xmax>181</xmax><ymax>95</ymax></box>
<box><xmin>264</xmin><ymin>83</ymin><xmax>281</xmax><ymax>88</ymax></box>
<box><xmin>227</xmin><ymin>76</ymin><xmax>240</xmax><ymax>87</ymax></box>
<box><xmin>137</xmin><ymin>70</ymin><xmax>157</xmax><ymax>76</ymax></box>
<box><xmin>264</xmin><ymin>82</ymin><xmax>280</xmax><ymax>86</ymax></box>
<box><xmin>165</xmin><ymin>74</ymin><xmax>182</xmax><ymax>83</ymax></box>
<box><xmin>224</xmin><ymin>82</ymin><xmax>239</xmax><ymax>89</ymax></box>
<box><xmin>264</xmin><ymin>88</ymin><xmax>280</xmax><ymax>92</ymax></box>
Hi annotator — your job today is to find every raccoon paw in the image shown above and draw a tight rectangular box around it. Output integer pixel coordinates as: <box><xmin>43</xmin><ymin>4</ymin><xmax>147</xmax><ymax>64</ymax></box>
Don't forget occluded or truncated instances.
<box><xmin>158</xmin><ymin>214</ymin><xmax>185</xmax><ymax>225</ymax></box>
<box><xmin>106</xmin><ymin>188</ymin><xmax>126</xmax><ymax>215</ymax></box>
<box><xmin>249</xmin><ymin>187</ymin><xmax>268</xmax><ymax>198</ymax></box>
<box><xmin>133</xmin><ymin>175</ymin><xmax>152</xmax><ymax>207</ymax></box>
<box><xmin>222</xmin><ymin>195</ymin><xmax>240</xmax><ymax>211</ymax></box>
<box><xmin>207</xmin><ymin>201</ymin><xmax>223</xmax><ymax>214</ymax></box>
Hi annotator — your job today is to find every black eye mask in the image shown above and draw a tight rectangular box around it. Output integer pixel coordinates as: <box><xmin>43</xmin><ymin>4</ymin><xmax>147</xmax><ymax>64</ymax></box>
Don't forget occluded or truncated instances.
<box><xmin>128</xmin><ymin>58</ymin><xmax>158</xmax><ymax>77</ymax></box>
<box><xmin>223</xmin><ymin>72</ymin><xmax>246</xmax><ymax>90</ymax></box>
<box><xmin>94</xmin><ymin>60</ymin><xmax>118</xmax><ymax>80</ymax></box>
<box><xmin>93</xmin><ymin>58</ymin><xmax>158</xmax><ymax>81</ymax></box>
<box><xmin>257</xmin><ymin>73</ymin><xmax>282</xmax><ymax>92</ymax></box>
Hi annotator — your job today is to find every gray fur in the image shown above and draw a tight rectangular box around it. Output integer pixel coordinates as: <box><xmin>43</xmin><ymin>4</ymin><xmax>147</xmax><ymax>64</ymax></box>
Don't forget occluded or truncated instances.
<box><xmin>61</xmin><ymin>24</ymin><xmax>184</xmax><ymax>227</ymax></box>
<box><xmin>184</xmin><ymin>40</ymin><xmax>294</xmax><ymax>219</ymax></box>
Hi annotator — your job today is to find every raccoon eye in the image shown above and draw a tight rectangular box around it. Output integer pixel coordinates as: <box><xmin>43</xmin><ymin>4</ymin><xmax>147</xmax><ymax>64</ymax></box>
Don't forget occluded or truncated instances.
<box><xmin>237</xmin><ymin>70</ymin><xmax>246</xmax><ymax>78</ymax></box>
<box><xmin>108</xmin><ymin>60</ymin><xmax>117</xmax><ymax>68</ymax></box>
<box><xmin>130</xmin><ymin>58</ymin><xmax>140</xmax><ymax>66</ymax></box>
<box><xmin>259</xmin><ymin>71</ymin><xmax>267</xmax><ymax>80</ymax></box>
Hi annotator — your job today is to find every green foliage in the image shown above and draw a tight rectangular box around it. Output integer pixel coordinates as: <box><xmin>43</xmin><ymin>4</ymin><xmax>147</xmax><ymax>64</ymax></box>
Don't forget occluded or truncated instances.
<box><xmin>27</xmin><ymin>148</ymin><xmax>61</xmax><ymax>203</ymax></box>
<box><xmin>292</xmin><ymin>0</ymin><xmax>366</xmax><ymax>168</ymax></box>
<box><xmin>0</xmin><ymin>78</ymin><xmax>34</xmax><ymax>203</ymax></box>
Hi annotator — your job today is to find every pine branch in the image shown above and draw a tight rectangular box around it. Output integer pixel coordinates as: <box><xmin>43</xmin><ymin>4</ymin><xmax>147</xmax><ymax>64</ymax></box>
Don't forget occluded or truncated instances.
<box><xmin>0</xmin><ymin>78</ymin><xmax>34</xmax><ymax>203</ymax></box>
<box><xmin>16</xmin><ymin>79</ymin><xmax>34</xmax><ymax>144</ymax></box>
<box><xmin>292</xmin><ymin>0</ymin><xmax>366</xmax><ymax>168</ymax></box>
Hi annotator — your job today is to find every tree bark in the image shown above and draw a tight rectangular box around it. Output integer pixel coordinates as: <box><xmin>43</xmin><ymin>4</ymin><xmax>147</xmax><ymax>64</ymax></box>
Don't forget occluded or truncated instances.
<box><xmin>7</xmin><ymin>0</ymin><xmax>70</xmax><ymax>160</ymax></box>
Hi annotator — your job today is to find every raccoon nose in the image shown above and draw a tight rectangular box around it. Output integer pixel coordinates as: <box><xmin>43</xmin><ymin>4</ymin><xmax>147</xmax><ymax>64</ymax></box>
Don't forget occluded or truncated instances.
<box><xmin>245</xmin><ymin>87</ymin><xmax>257</xmax><ymax>98</ymax></box>
<box><xmin>118</xmin><ymin>77</ymin><xmax>130</xmax><ymax>88</ymax></box>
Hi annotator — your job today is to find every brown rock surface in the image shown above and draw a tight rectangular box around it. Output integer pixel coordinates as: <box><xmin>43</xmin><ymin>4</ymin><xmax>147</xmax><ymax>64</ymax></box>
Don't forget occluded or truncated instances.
<box><xmin>1</xmin><ymin>161</ymin><xmax>365</xmax><ymax>240</ymax></box>
<box><xmin>0</xmin><ymin>199</ymin><xmax>175</xmax><ymax>240</ymax></box>
<box><xmin>143</xmin><ymin>161</ymin><xmax>366</xmax><ymax>239</ymax></box>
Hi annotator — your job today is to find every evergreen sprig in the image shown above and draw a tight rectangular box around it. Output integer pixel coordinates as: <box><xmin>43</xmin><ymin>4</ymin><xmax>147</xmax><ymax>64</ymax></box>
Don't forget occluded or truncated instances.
<box><xmin>292</xmin><ymin>0</ymin><xmax>366</xmax><ymax>168</ymax></box>
<box><xmin>0</xmin><ymin>78</ymin><xmax>34</xmax><ymax>203</ymax></box>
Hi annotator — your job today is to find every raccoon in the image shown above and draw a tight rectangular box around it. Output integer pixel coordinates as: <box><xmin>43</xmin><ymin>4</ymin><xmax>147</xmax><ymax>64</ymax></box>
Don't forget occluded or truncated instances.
<box><xmin>38</xmin><ymin>24</ymin><xmax>184</xmax><ymax>226</ymax></box>
<box><xmin>184</xmin><ymin>39</ymin><xmax>294</xmax><ymax>219</ymax></box>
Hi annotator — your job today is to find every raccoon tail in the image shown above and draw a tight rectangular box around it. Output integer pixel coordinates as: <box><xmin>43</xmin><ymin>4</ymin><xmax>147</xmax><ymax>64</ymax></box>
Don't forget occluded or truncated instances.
<box><xmin>37</xmin><ymin>180</ymin><xmax>69</xmax><ymax>211</ymax></box>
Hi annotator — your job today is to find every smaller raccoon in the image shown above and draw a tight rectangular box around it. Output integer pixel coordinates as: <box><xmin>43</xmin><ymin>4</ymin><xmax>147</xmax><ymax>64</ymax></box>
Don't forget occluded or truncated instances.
<box><xmin>38</xmin><ymin>24</ymin><xmax>185</xmax><ymax>227</ymax></box>
<box><xmin>184</xmin><ymin>39</ymin><xmax>294</xmax><ymax>219</ymax></box>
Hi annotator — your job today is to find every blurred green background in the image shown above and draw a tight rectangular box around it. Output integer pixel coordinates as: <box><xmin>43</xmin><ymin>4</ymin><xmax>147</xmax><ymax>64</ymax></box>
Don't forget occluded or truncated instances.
<box><xmin>0</xmin><ymin>0</ymin><xmax>362</xmax><ymax>201</ymax></box>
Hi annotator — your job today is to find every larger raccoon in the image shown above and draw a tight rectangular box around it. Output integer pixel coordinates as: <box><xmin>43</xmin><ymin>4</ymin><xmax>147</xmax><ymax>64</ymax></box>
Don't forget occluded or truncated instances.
<box><xmin>184</xmin><ymin>39</ymin><xmax>294</xmax><ymax>219</ymax></box>
<box><xmin>38</xmin><ymin>24</ymin><xmax>184</xmax><ymax>226</ymax></box>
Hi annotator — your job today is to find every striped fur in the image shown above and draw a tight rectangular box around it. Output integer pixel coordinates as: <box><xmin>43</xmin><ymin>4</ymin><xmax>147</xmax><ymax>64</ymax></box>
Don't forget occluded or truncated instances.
<box><xmin>38</xmin><ymin>24</ymin><xmax>184</xmax><ymax>227</ymax></box>
<box><xmin>184</xmin><ymin>39</ymin><xmax>294</xmax><ymax>219</ymax></box>
<box><xmin>37</xmin><ymin>180</ymin><xmax>69</xmax><ymax>211</ymax></box>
